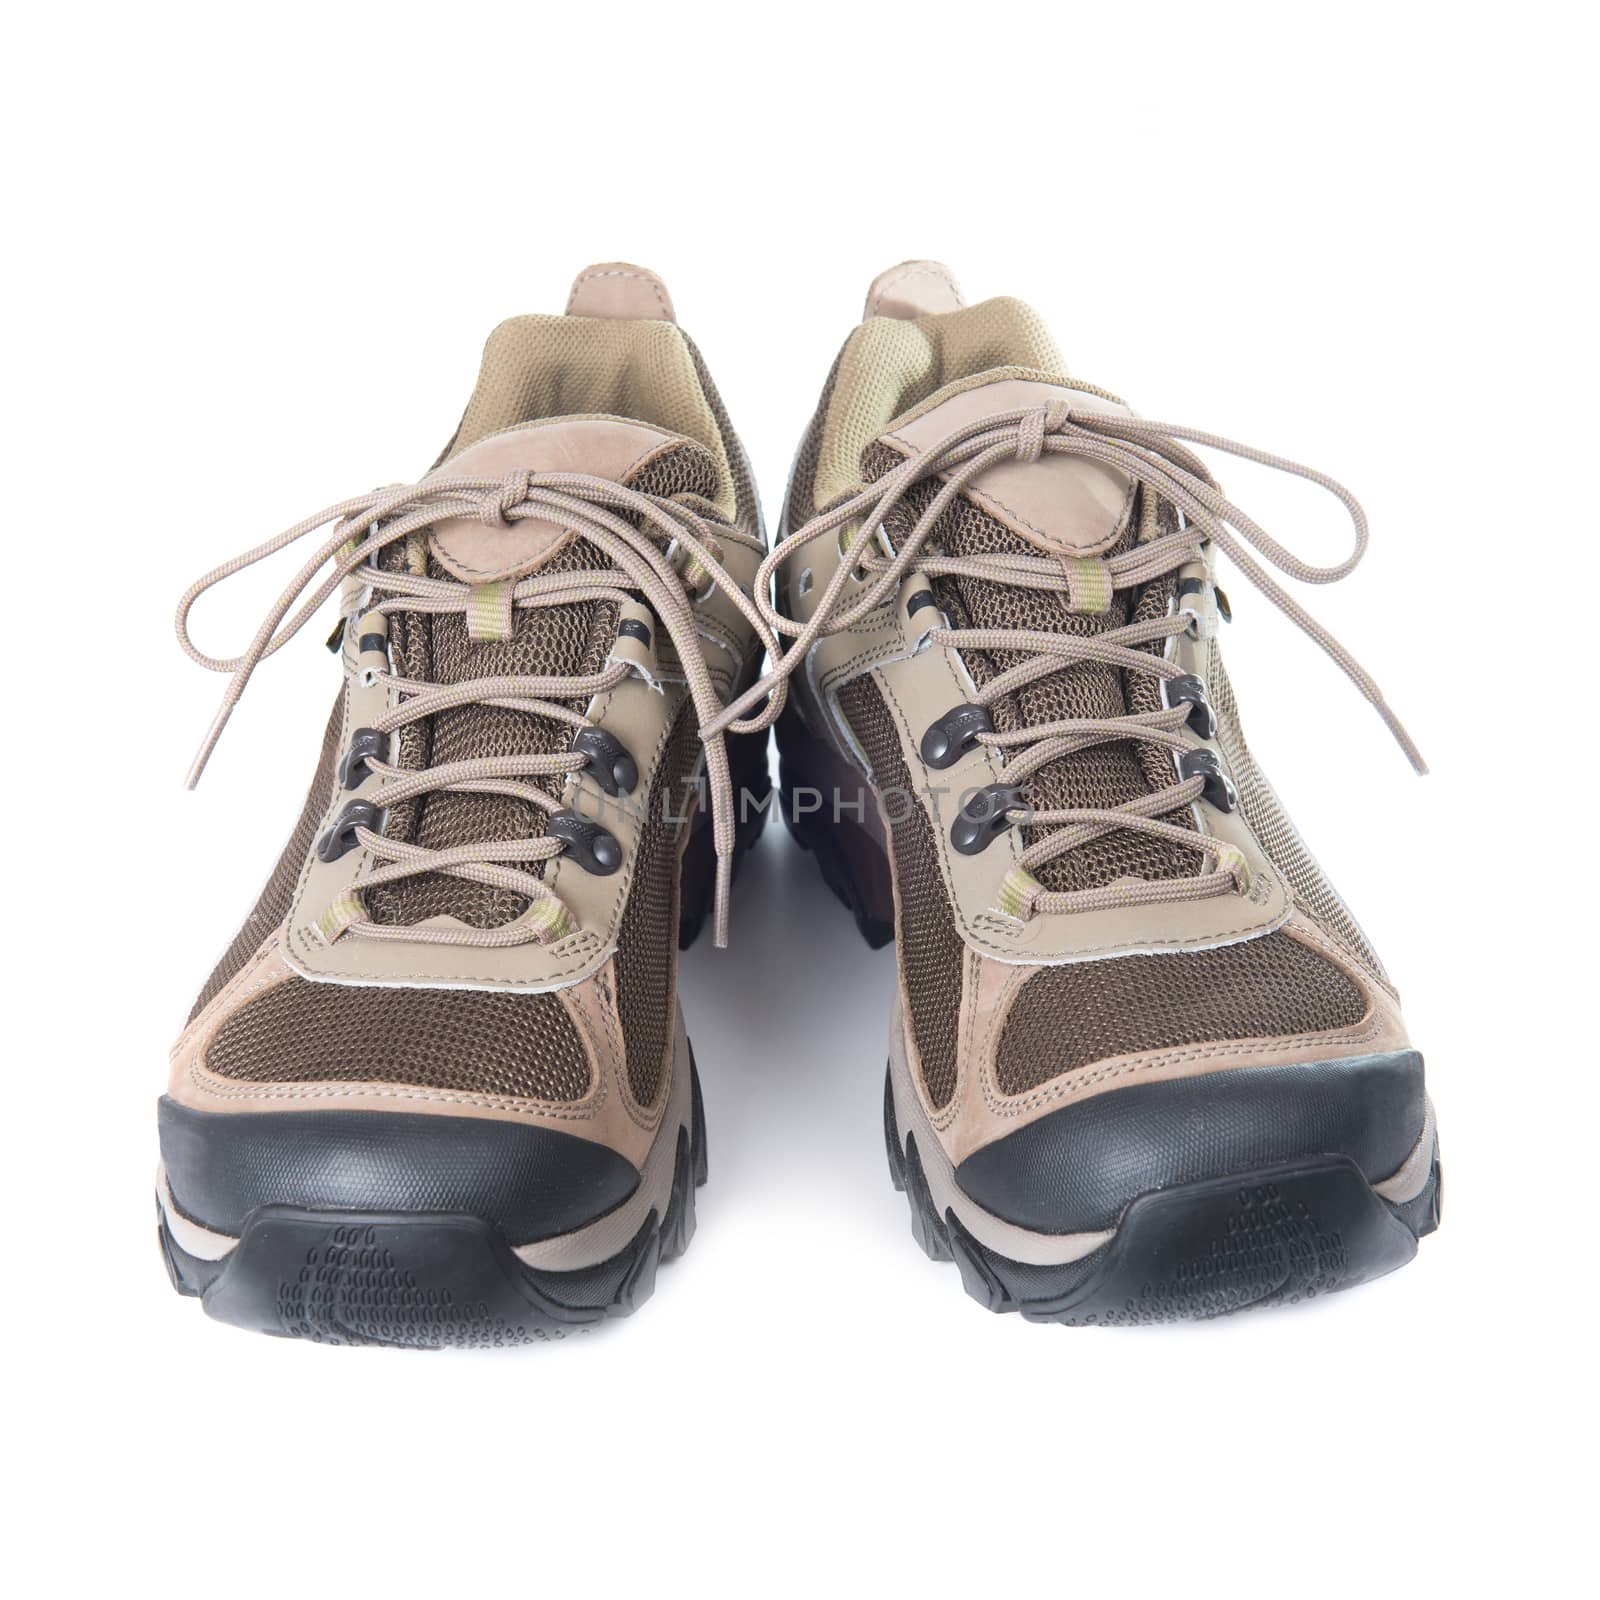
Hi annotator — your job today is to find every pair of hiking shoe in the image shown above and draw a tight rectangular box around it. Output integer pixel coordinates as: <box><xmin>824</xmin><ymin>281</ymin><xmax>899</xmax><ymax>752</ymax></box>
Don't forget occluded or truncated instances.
<box><xmin>158</xmin><ymin>260</ymin><xmax>1440</xmax><ymax>1345</ymax></box>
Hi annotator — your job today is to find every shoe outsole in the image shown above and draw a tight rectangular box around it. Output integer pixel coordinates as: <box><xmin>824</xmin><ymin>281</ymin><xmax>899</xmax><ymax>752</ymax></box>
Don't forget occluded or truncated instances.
<box><xmin>158</xmin><ymin>1060</ymin><xmax>709</xmax><ymax>1347</ymax></box>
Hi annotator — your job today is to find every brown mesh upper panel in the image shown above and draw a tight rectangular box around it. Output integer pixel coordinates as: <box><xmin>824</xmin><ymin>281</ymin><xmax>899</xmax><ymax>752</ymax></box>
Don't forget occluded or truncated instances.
<box><xmin>1208</xmin><ymin>659</ymin><xmax>1387</xmax><ymax>981</ymax></box>
<box><xmin>612</xmin><ymin>707</ymin><xmax>700</xmax><ymax>1107</ymax></box>
<box><xmin>863</xmin><ymin>449</ymin><xmax>1204</xmax><ymax>896</ymax></box>
<box><xmin>995</xmin><ymin>932</ymin><xmax>1369</xmax><ymax>1096</ymax></box>
<box><xmin>839</xmin><ymin>676</ymin><xmax>964</xmax><ymax>1110</ymax></box>
<box><xmin>205</xmin><ymin>977</ymin><xmax>592</xmax><ymax>1101</ymax></box>
<box><xmin>187</xmin><ymin>693</ymin><xmax>346</xmax><ymax>1023</ymax></box>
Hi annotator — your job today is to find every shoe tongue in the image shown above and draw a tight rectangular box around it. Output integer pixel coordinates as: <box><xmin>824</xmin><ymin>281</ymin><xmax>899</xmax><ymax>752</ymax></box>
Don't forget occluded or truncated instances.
<box><xmin>364</xmin><ymin>423</ymin><xmax>718</xmax><ymax>931</ymax></box>
<box><xmin>875</xmin><ymin>376</ymin><xmax>1137</xmax><ymax>557</ymax></box>
<box><xmin>866</xmin><ymin>374</ymin><xmax>1204</xmax><ymax>897</ymax></box>
<box><xmin>427</xmin><ymin>417</ymin><xmax>709</xmax><ymax>583</ymax></box>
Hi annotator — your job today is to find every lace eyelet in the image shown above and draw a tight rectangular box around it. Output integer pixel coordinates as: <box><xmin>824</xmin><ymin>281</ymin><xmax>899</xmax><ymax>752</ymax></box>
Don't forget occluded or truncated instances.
<box><xmin>318</xmin><ymin>799</ymin><xmax>383</xmax><ymax>862</ymax></box>
<box><xmin>572</xmin><ymin>728</ymin><xmax>638</xmax><ymax>796</ymax></box>
<box><xmin>548</xmin><ymin>811</ymin><xmax>623</xmax><ymax>875</ymax></box>
<box><xmin>920</xmin><ymin>704</ymin><xmax>994</xmax><ymax>769</ymax></box>
<box><xmin>1178</xmin><ymin>748</ymin><xmax>1238</xmax><ymax>813</ymax></box>
<box><xmin>1162</xmin><ymin>674</ymin><xmax>1218</xmax><ymax>741</ymax></box>
<box><xmin>950</xmin><ymin>783</ymin><xmax>1024</xmax><ymax>855</ymax></box>
<box><xmin>338</xmin><ymin>728</ymin><xmax>388</xmax><ymax>789</ymax></box>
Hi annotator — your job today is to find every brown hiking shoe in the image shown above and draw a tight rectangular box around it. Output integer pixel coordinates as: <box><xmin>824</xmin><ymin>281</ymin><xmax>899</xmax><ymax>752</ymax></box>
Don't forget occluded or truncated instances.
<box><xmin>765</xmin><ymin>261</ymin><xmax>1440</xmax><ymax>1323</ymax></box>
<box><xmin>158</xmin><ymin>263</ymin><xmax>773</xmax><ymax>1344</ymax></box>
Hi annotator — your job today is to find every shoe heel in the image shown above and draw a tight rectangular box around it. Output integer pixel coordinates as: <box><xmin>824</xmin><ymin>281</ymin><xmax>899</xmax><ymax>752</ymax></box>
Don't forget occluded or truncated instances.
<box><xmin>776</xmin><ymin>703</ymin><xmax>895</xmax><ymax>948</ymax></box>
<box><xmin>677</xmin><ymin>724</ymin><xmax>773</xmax><ymax>949</ymax></box>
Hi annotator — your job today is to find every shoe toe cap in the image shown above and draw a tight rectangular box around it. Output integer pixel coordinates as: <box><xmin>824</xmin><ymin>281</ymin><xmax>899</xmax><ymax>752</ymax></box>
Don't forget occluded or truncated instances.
<box><xmin>952</xmin><ymin>1050</ymin><xmax>1427</xmax><ymax>1235</ymax></box>
<box><xmin>157</xmin><ymin>1097</ymin><xmax>640</xmax><ymax>1245</ymax></box>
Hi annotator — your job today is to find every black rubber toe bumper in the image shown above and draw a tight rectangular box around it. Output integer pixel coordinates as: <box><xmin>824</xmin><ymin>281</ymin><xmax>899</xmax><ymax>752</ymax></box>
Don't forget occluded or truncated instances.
<box><xmin>158</xmin><ymin>1097</ymin><xmax>640</xmax><ymax>1246</ymax></box>
<box><xmin>156</xmin><ymin>1059</ymin><xmax>710</xmax><ymax>1347</ymax></box>
<box><xmin>953</xmin><ymin>1050</ymin><xmax>1426</xmax><ymax>1235</ymax></box>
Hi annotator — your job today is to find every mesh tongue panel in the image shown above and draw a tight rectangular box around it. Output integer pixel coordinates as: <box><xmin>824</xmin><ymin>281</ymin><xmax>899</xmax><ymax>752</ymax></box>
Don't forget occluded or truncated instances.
<box><xmin>365</xmin><ymin>439</ymin><xmax>719</xmax><ymax>929</ymax></box>
<box><xmin>864</xmin><ymin>440</ymin><xmax>1203</xmax><ymax>894</ymax></box>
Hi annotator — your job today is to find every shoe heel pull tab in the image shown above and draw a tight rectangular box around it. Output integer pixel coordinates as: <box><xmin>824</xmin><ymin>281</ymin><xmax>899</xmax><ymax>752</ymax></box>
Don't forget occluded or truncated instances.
<box><xmin>565</xmin><ymin>262</ymin><xmax>676</xmax><ymax>323</ymax></box>
<box><xmin>863</xmin><ymin>261</ymin><xmax>966</xmax><ymax>321</ymax></box>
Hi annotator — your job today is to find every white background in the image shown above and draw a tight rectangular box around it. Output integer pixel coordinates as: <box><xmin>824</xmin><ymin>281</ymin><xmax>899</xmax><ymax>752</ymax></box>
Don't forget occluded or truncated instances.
<box><xmin>6</xmin><ymin>4</ymin><xmax>1591</xmax><ymax>1594</ymax></box>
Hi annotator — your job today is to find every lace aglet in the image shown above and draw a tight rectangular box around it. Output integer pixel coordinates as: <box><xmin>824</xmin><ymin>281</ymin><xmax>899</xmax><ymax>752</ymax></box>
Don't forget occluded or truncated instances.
<box><xmin>713</xmin><ymin>854</ymin><xmax>732</xmax><ymax>948</ymax></box>
<box><xmin>184</xmin><ymin>700</ymin><xmax>236</xmax><ymax>789</ymax></box>
<box><xmin>1378</xmin><ymin>700</ymin><xmax>1428</xmax><ymax>777</ymax></box>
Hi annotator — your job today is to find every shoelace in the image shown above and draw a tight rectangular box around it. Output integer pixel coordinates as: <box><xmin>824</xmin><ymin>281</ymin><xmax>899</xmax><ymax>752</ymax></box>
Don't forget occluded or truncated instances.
<box><xmin>178</xmin><ymin>470</ymin><xmax>781</xmax><ymax>947</ymax></box>
<box><xmin>704</xmin><ymin>399</ymin><xmax>1424</xmax><ymax>922</ymax></box>
<box><xmin>180</xmin><ymin>405</ymin><xmax>1421</xmax><ymax>949</ymax></box>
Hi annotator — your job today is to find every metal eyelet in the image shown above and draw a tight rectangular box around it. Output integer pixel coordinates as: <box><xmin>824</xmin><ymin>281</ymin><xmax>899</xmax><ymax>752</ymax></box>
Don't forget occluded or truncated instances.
<box><xmin>572</xmin><ymin>728</ymin><xmax>638</xmax><ymax>796</ymax></box>
<box><xmin>548</xmin><ymin>811</ymin><xmax>623</xmax><ymax>875</ymax></box>
<box><xmin>920</xmin><ymin>704</ymin><xmax>994</xmax><ymax>769</ymax></box>
<box><xmin>1162</xmin><ymin>674</ymin><xmax>1218</xmax><ymax>741</ymax></box>
<box><xmin>317</xmin><ymin>799</ymin><xmax>382</xmax><ymax>862</ymax></box>
<box><xmin>338</xmin><ymin>728</ymin><xmax>387</xmax><ymax>789</ymax></box>
<box><xmin>1178</xmin><ymin>748</ymin><xmax>1238</xmax><ymax>813</ymax></box>
<box><xmin>950</xmin><ymin>783</ymin><xmax>1024</xmax><ymax>855</ymax></box>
